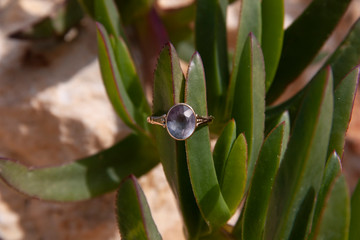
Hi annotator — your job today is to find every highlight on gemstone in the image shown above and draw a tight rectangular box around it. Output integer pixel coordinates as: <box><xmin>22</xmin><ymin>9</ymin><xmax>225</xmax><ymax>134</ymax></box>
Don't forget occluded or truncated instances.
<box><xmin>166</xmin><ymin>103</ymin><xmax>196</xmax><ymax>140</ymax></box>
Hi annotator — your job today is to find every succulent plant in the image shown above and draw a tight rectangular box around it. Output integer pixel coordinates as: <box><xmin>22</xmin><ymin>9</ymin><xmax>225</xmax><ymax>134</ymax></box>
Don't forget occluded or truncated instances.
<box><xmin>2</xmin><ymin>0</ymin><xmax>360</xmax><ymax>239</ymax></box>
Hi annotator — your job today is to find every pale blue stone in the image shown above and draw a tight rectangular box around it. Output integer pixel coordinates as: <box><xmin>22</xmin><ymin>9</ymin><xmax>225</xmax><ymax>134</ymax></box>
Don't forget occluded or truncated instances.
<box><xmin>166</xmin><ymin>104</ymin><xmax>196</xmax><ymax>140</ymax></box>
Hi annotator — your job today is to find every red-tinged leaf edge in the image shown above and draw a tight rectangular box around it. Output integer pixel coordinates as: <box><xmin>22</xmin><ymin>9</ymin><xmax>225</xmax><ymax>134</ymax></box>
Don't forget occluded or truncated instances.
<box><xmin>328</xmin><ymin>66</ymin><xmax>360</xmax><ymax>157</ymax></box>
<box><xmin>97</xmin><ymin>22</ymin><xmax>148</xmax><ymax>134</ymax></box>
<box><xmin>116</xmin><ymin>175</ymin><xmax>162</xmax><ymax>240</ymax></box>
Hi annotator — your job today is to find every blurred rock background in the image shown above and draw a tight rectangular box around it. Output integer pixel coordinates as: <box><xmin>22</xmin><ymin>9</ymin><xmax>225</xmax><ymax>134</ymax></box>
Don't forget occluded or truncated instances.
<box><xmin>0</xmin><ymin>0</ymin><xmax>359</xmax><ymax>239</ymax></box>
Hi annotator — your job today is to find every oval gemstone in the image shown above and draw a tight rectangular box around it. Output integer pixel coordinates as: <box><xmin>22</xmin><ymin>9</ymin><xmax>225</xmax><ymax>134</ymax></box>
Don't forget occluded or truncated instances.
<box><xmin>166</xmin><ymin>104</ymin><xmax>196</xmax><ymax>140</ymax></box>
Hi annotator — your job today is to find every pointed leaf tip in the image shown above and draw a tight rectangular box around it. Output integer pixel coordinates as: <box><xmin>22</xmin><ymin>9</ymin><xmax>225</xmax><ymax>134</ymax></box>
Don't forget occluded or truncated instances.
<box><xmin>328</xmin><ymin>67</ymin><xmax>360</xmax><ymax>157</ymax></box>
<box><xmin>230</xmin><ymin>33</ymin><xmax>265</xmax><ymax>190</ymax></box>
<box><xmin>265</xmin><ymin>67</ymin><xmax>334</xmax><ymax>240</ymax></box>
<box><xmin>117</xmin><ymin>175</ymin><xmax>162</xmax><ymax>240</ymax></box>
<box><xmin>97</xmin><ymin>22</ymin><xmax>148</xmax><ymax>133</ymax></box>
<box><xmin>220</xmin><ymin>133</ymin><xmax>247</xmax><ymax>215</ymax></box>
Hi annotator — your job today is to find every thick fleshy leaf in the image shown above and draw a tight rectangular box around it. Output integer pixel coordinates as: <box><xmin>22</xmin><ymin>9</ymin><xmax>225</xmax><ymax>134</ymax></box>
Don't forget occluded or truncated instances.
<box><xmin>195</xmin><ymin>0</ymin><xmax>229</xmax><ymax>116</ymax></box>
<box><xmin>264</xmin><ymin>111</ymin><xmax>290</xmax><ymax>162</ymax></box>
<box><xmin>266</xmin><ymin>18</ymin><xmax>360</xmax><ymax>115</ymax></box>
<box><xmin>226</xmin><ymin>0</ymin><xmax>261</xmax><ymax>116</ymax></box>
<box><xmin>265</xmin><ymin>91</ymin><xmax>304</xmax><ymax>133</ymax></box>
<box><xmin>316</xmin><ymin>153</ymin><xmax>341</xmax><ymax>207</ymax></box>
<box><xmin>95</xmin><ymin>0</ymin><xmax>126</xmax><ymax>39</ymax></box>
<box><xmin>308</xmin><ymin>152</ymin><xmax>342</xmax><ymax>239</ymax></box>
<box><xmin>219</xmin><ymin>133</ymin><xmax>247</xmax><ymax>215</ymax></box>
<box><xmin>0</xmin><ymin>134</ymin><xmax>159</xmax><ymax>201</ymax></box>
<box><xmin>327</xmin><ymin>67</ymin><xmax>359</xmax><ymax>157</ymax></box>
<box><xmin>261</xmin><ymin>0</ymin><xmax>284</xmax><ymax>91</ymax></box>
<box><xmin>309</xmin><ymin>174</ymin><xmax>350</xmax><ymax>240</ymax></box>
<box><xmin>327</xmin><ymin>18</ymin><xmax>360</xmax><ymax>87</ymax></box>
<box><xmin>153</xmin><ymin>43</ymin><xmax>184</xmax><ymax>116</ymax></box>
<box><xmin>9</xmin><ymin>0</ymin><xmax>84</xmax><ymax>40</ymax></box>
<box><xmin>185</xmin><ymin>53</ymin><xmax>231</xmax><ymax>229</ymax></box>
<box><xmin>237</xmin><ymin>123</ymin><xmax>284</xmax><ymax>240</ymax></box>
<box><xmin>266</xmin><ymin>18</ymin><xmax>360</xmax><ymax>130</ymax></box>
<box><xmin>265</xmin><ymin>67</ymin><xmax>358</xmax><ymax>142</ymax></box>
<box><xmin>213</xmin><ymin>120</ymin><xmax>236</xmax><ymax>181</ymax></box>
<box><xmin>267</xmin><ymin>0</ymin><xmax>351</xmax><ymax>103</ymax></box>
<box><xmin>265</xmin><ymin>110</ymin><xmax>291</xmax><ymax>152</ymax></box>
<box><xmin>349</xmin><ymin>180</ymin><xmax>360</xmax><ymax>240</ymax></box>
<box><xmin>152</xmin><ymin>44</ymin><xmax>202</xmax><ymax>238</ymax></box>
<box><xmin>97</xmin><ymin>23</ymin><xmax>147</xmax><ymax>132</ymax></box>
<box><xmin>116</xmin><ymin>175</ymin><xmax>162</xmax><ymax>240</ymax></box>
<box><xmin>264</xmin><ymin>68</ymin><xmax>334</xmax><ymax>240</ymax></box>
<box><xmin>111</xmin><ymin>36</ymin><xmax>150</xmax><ymax>115</ymax></box>
<box><xmin>232</xmin><ymin>0</ymin><xmax>261</xmax><ymax>65</ymax></box>
<box><xmin>231</xmin><ymin>34</ymin><xmax>265</xmax><ymax>188</ymax></box>
<box><xmin>278</xmin><ymin>112</ymin><xmax>290</xmax><ymax>162</ymax></box>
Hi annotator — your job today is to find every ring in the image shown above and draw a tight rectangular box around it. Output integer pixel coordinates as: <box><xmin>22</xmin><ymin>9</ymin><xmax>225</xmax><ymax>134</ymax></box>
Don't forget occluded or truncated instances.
<box><xmin>147</xmin><ymin>103</ymin><xmax>214</xmax><ymax>140</ymax></box>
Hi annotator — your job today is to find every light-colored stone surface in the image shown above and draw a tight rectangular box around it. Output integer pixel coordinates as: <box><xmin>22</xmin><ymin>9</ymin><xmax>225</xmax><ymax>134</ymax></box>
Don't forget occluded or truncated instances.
<box><xmin>0</xmin><ymin>1</ymin><xmax>182</xmax><ymax>240</ymax></box>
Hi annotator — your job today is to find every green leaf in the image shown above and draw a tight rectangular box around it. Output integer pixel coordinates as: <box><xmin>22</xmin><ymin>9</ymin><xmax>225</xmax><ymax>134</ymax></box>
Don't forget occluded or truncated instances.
<box><xmin>278</xmin><ymin>112</ymin><xmax>290</xmax><ymax>162</ymax></box>
<box><xmin>185</xmin><ymin>53</ymin><xmax>231</xmax><ymax>229</ymax></box>
<box><xmin>265</xmin><ymin>91</ymin><xmax>304</xmax><ymax>131</ymax></box>
<box><xmin>231</xmin><ymin>34</ymin><xmax>265</xmax><ymax>189</ymax></box>
<box><xmin>195</xmin><ymin>0</ymin><xmax>229</xmax><ymax>116</ymax></box>
<box><xmin>213</xmin><ymin>120</ymin><xmax>236</xmax><ymax>181</ymax></box>
<box><xmin>327</xmin><ymin>18</ymin><xmax>360</xmax><ymax>87</ymax></box>
<box><xmin>116</xmin><ymin>175</ymin><xmax>162</xmax><ymax>240</ymax></box>
<box><xmin>266</xmin><ymin>18</ymin><xmax>360</xmax><ymax>132</ymax></box>
<box><xmin>153</xmin><ymin>44</ymin><xmax>185</xmax><ymax>116</ymax></box>
<box><xmin>328</xmin><ymin>67</ymin><xmax>359</xmax><ymax>157</ymax></box>
<box><xmin>308</xmin><ymin>152</ymin><xmax>342</xmax><ymax>239</ymax></box>
<box><xmin>265</xmin><ymin>109</ymin><xmax>288</xmax><ymax>138</ymax></box>
<box><xmin>267</xmin><ymin>0</ymin><xmax>351</xmax><ymax>103</ymax></box>
<box><xmin>232</xmin><ymin>0</ymin><xmax>261</xmax><ymax>63</ymax></box>
<box><xmin>0</xmin><ymin>134</ymin><xmax>159</xmax><ymax>201</ymax></box>
<box><xmin>111</xmin><ymin>36</ymin><xmax>151</xmax><ymax>115</ymax></box>
<box><xmin>95</xmin><ymin>0</ymin><xmax>126</xmax><ymax>39</ymax></box>
<box><xmin>261</xmin><ymin>0</ymin><xmax>284</xmax><ymax>92</ymax></box>
<box><xmin>225</xmin><ymin>0</ymin><xmax>261</xmax><ymax>116</ymax></box>
<box><xmin>9</xmin><ymin>0</ymin><xmax>84</xmax><ymax>40</ymax></box>
<box><xmin>310</xmin><ymin>174</ymin><xmax>350</xmax><ymax>240</ymax></box>
<box><xmin>264</xmin><ymin>111</ymin><xmax>290</xmax><ymax>162</ymax></box>
<box><xmin>219</xmin><ymin>133</ymin><xmax>247</xmax><ymax>215</ymax></box>
<box><xmin>349</xmin><ymin>180</ymin><xmax>360</xmax><ymax>240</ymax></box>
<box><xmin>152</xmin><ymin>44</ymin><xmax>202</xmax><ymax>238</ymax></box>
<box><xmin>264</xmin><ymin>67</ymin><xmax>334</xmax><ymax>240</ymax></box>
<box><xmin>288</xmin><ymin>188</ymin><xmax>316</xmax><ymax>240</ymax></box>
<box><xmin>97</xmin><ymin>23</ymin><xmax>147</xmax><ymax>133</ymax></box>
<box><xmin>238</xmin><ymin>122</ymin><xmax>284</xmax><ymax>240</ymax></box>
